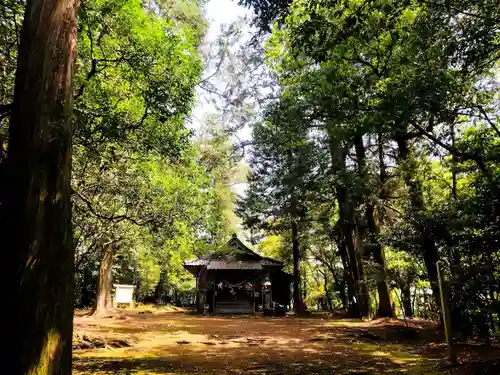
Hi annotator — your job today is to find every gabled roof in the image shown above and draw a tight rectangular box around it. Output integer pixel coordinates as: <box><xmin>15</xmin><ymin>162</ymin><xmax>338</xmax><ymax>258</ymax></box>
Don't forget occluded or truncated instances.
<box><xmin>183</xmin><ymin>234</ymin><xmax>283</xmax><ymax>275</ymax></box>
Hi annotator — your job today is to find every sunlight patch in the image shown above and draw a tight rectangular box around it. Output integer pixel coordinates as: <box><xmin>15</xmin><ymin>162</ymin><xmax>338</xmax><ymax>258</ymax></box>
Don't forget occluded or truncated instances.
<box><xmin>29</xmin><ymin>329</ymin><xmax>61</xmax><ymax>375</ymax></box>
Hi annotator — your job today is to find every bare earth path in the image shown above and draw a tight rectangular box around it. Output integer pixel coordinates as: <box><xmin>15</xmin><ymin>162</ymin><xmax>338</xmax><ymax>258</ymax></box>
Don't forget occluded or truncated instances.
<box><xmin>72</xmin><ymin>311</ymin><xmax>494</xmax><ymax>375</ymax></box>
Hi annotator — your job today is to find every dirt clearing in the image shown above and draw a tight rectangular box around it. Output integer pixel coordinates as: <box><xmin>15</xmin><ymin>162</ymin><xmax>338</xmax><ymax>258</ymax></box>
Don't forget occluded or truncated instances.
<box><xmin>73</xmin><ymin>311</ymin><xmax>500</xmax><ymax>374</ymax></box>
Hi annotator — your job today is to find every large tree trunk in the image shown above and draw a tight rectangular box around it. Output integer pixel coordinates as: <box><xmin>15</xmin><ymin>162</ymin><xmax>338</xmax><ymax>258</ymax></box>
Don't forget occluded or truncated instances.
<box><xmin>341</xmin><ymin>215</ymin><xmax>370</xmax><ymax>317</ymax></box>
<box><xmin>93</xmin><ymin>242</ymin><xmax>117</xmax><ymax>316</ymax></box>
<box><xmin>354</xmin><ymin>135</ymin><xmax>394</xmax><ymax>318</ymax></box>
<box><xmin>154</xmin><ymin>267</ymin><xmax>167</xmax><ymax>304</ymax></box>
<box><xmin>0</xmin><ymin>0</ymin><xmax>78</xmax><ymax>373</ymax></box>
<box><xmin>336</xmin><ymin>238</ymin><xmax>355</xmax><ymax>310</ymax></box>
<box><xmin>367</xmin><ymin>203</ymin><xmax>394</xmax><ymax>317</ymax></box>
<box><xmin>401</xmin><ymin>283</ymin><xmax>413</xmax><ymax>318</ymax></box>
<box><xmin>395</xmin><ymin>134</ymin><xmax>441</xmax><ymax>307</ymax></box>
<box><xmin>336</xmin><ymin>164</ymin><xmax>370</xmax><ymax>317</ymax></box>
<box><xmin>291</xmin><ymin>218</ymin><xmax>305</xmax><ymax>315</ymax></box>
<box><xmin>322</xmin><ymin>271</ymin><xmax>333</xmax><ymax>310</ymax></box>
<box><xmin>327</xmin><ymin>131</ymin><xmax>370</xmax><ymax>318</ymax></box>
<box><xmin>450</xmin><ymin>123</ymin><xmax>457</xmax><ymax>200</ymax></box>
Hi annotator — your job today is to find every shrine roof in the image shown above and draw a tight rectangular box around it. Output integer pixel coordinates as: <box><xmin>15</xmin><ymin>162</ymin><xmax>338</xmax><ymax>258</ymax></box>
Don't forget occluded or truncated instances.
<box><xmin>183</xmin><ymin>235</ymin><xmax>283</xmax><ymax>274</ymax></box>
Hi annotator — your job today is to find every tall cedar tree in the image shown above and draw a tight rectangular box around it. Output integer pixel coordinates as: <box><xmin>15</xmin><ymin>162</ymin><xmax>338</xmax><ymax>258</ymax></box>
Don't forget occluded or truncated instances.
<box><xmin>0</xmin><ymin>0</ymin><xmax>79</xmax><ymax>373</ymax></box>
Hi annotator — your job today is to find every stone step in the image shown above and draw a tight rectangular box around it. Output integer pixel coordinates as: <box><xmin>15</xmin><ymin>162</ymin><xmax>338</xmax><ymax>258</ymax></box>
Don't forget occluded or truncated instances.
<box><xmin>215</xmin><ymin>300</ymin><xmax>254</xmax><ymax>314</ymax></box>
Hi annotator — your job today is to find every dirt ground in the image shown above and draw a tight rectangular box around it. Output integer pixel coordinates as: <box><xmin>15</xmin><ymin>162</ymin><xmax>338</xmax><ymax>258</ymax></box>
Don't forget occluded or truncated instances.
<box><xmin>73</xmin><ymin>310</ymin><xmax>500</xmax><ymax>375</ymax></box>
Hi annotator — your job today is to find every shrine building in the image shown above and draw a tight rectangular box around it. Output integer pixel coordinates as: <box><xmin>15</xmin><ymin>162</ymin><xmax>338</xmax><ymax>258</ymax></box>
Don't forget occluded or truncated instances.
<box><xmin>183</xmin><ymin>234</ymin><xmax>292</xmax><ymax>314</ymax></box>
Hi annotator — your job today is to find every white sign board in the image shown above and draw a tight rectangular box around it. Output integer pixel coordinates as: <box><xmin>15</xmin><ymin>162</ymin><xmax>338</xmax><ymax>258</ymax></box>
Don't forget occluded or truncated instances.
<box><xmin>114</xmin><ymin>284</ymin><xmax>135</xmax><ymax>304</ymax></box>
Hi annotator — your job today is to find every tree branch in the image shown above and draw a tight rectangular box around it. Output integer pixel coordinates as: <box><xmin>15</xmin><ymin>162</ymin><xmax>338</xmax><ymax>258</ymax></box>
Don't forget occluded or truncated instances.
<box><xmin>409</xmin><ymin>120</ymin><xmax>489</xmax><ymax>174</ymax></box>
<box><xmin>420</xmin><ymin>0</ymin><xmax>500</xmax><ymax>23</ymax></box>
<box><xmin>129</xmin><ymin>104</ymin><xmax>149</xmax><ymax>130</ymax></box>
<box><xmin>384</xmin><ymin>204</ymin><xmax>403</xmax><ymax>216</ymax></box>
<box><xmin>476</xmin><ymin>104</ymin><xmax>500</xmax><ymax>138</ymax></box>
<box><xmin>74</xmin><ymin>59</ymin><xmax>98</xmax><ymax>100</ymax></box>
<box><xmin>73</xmin><ymin>189</ymin><xmax>155</xmax><ymax>227</ymax></box>
<box><xmin>0</xmin><ymin>103</ymin><xmax>12</xmax><ymax>122</ymax></box>
<box><xmin>0</xmin><ymin>103</ymin><xmax>12</xmax><ymax>114</ymax></box>
<box><xmin>198</xmin><ymin>53</ymin><xmax>225</xmax><ymax>86</ymax></box>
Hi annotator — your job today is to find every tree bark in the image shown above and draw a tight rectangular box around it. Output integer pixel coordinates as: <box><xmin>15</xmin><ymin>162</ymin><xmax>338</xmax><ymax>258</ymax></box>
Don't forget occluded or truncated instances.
<box><xmin>337</xmin><ymin>239</ymin><xmax>355</xmax><ymax>309</ymax></box>
<box><xmin>154</xmin><ymin>267</ymin><xmax>167</xmax><ymax>304</ymax></box>
<box><xmin>326</xmin><ymin>130</ymin><xmax>370</xmax><ymax>318</ymax></box>
<box><xmin>336</xmin><ymin>156</ymin><xmax>370</xmax><ymax>317</ymax></box>
<box><xmin>395</xmin><ymin>134</ymin><xmax>441</xmax><ymax>307</ymax></box>
<box><xmin>367</xmin><ymin>203</ymin><xmax>395</xmax><ymax>317</ymax></box>
<box><xmin>93</xmin><ymin>241</ymin><xmax>118</xmax><ymax>316</ymax></box>
<box><xmin>322</xmin><ymin>271</ymin><xmax>333</xmax><ymax>310</ymax></box>
<box><xmin>401</xmin><ymin>283</ymin><xmax>413</xmax><ymax>318</ymax></box>
<box><xmin>341</xmin><ymin>213</ymin><xmax>370</xmax><ymax>317</ymax></box>
<box><xmin>0</xmin><ymin>0</ymin><xmax>78</xmax><ymax>373</ymax></box>
<box><xmin>450</xmin><ymin>123</ymin><xmax>457</xmax><ymax>199</ymax></box>
<box><xmin>291</xmin><ymin>218</ymin><xmax>304</xmax><ymax>315</ymax></box>
<box><xmin>354</xmin><ymin>135</ymin><xmax>394</xmax><ymax>317</ymax></box>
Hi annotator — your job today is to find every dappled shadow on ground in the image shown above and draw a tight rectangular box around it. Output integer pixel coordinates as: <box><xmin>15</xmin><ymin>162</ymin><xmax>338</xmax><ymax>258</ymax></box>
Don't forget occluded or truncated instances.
<box><xmin>456</xmin><ymin>359</ymin><xmax>500</xmax><ymax>375</ymax></box>
<box><xmin>73</xmin><ymin>356</ymin><xmax>405</xmax><ymax>375</ymax></box>
<box><xmin>416</xmin><ymin>343</ymin><xmax>500</xmax><ymax>375</ymax></box>
<box><xmin>73</xmin><ymin>311</ymin><xmax>446</xmax><ymax>374</ymax></box>
<box><xmin>74</xmin><ymin>357</ymin><xmax>199</xmax><ymax>374</ymax></box>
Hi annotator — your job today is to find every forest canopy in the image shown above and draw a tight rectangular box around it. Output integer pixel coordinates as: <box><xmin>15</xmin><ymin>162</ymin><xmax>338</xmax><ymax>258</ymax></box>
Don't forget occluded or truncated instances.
<box><xmin>237</xmin><ymin>0</ymin><xmax>500</xmax><ymax>332</ymax></box>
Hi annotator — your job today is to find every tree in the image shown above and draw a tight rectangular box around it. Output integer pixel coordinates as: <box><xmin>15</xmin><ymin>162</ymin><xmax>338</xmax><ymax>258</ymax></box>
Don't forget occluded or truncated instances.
<box><xmin>195</xmin><ymin>118</ymin><xmax>241</xmax><ymax>242</ymax></box>
<box><xmin>238</xmin><ymin>0</ymin><xmax>291</xmax><ymax>32</ymax></box>
<box><xmin>238</xmin><ymin>99</ymin><xmax>323</xmax><ymax>314</ymax></box>
<box><xmin>70</xmin><ymin>0</ymin><xmax>207</xmax><ymax>315</ymax></box>
<box><xmin>0</xmin><ymin>0</ymin><xmax>240</xmax><ymax>323</ymax></box>
<box><xmin>0</xmin><ymin>0</ymin><xmax>79</xmax><ymax>373</ymax></box>
<box><xmin>238</xmin><ymin>0</ymin><xmax>500</xmax><ymax>329</ymax></box>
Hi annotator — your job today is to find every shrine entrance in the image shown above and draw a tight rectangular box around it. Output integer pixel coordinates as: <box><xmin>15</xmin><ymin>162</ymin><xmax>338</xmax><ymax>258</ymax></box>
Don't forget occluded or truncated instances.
<box><xmin>212</xmin><ymin>271</ymin><xmax>258</xmax><ymax>314</ymax></box>
<box><xmin>184</xmin><ymin>234</ymin><xmax>292</xmax><ymax>315</ymax></box>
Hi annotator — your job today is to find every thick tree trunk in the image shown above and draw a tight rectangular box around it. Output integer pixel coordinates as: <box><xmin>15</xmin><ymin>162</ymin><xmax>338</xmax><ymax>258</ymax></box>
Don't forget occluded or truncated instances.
<box><xmin>323</xmin><ymin>272</ymin><xmax>333</xmax><ymax>310</ymax></box>
<box><xmin>154</xmin><ymin>267</ymin><xmax>167</xmax><ymax>303</ymax></box>
<box><xmin>367</xmin><ymin>203</ymin><xmax>395</xmax><ymax>317</ymax></box>
<box><xmin>337</xmin><ymin>239</ymin><xmax>355</xmax><ymax>310</ymax></box>
<box><xmin>327</xmin><ymin>131</ymin><xmax>370</xmax><ymax>318</ymax></box>
<box><xmin>396</xmin><ymin>134</ymin><xmax>441</xmax><ymax>307</ymax></box>
<box><xmin>291</xmin><ymin>218</ymin><xmax>304</xmax><ymax>315</ymax></box>
<box><xmin>93</xmin><ymin>242</ymin><xmax>117</xmax><ymax>316</ymax></box>
<box><xmin>0</xmin><ymin>0</ymin><xmax>78</xmax><ymax>373</ymax></box>
<box><xmin>302</xmin><ymin>274</ymin><xmax>307</xmax><ymax>306</ymax></box>
<box><xmin>337</xmin><ymin>176</ymin><xmax>370</xmax><ymax>317</ymax></box>
<box><xmin>401</xmin><ymin>284</ymin><xmax>413</xmax><ymax>318</ymax></box>
<box><xmin>450</xmin><ymin>123</ymin><xmax>457</xmax><ymax>199</ymax></box>
<box><xmin>342</xmin><ymin>217</ymin><xmax>370</xmax><ymax>317</ymax></box>
<box><xmin>339</xmin><ymin>280</ymin><xmax>348</xmax><ymax>309</ymax></box>
<box><xmin>354</xmin><ymin>135</ymin><xmax>394</xmax><ymax>318</ymax></box>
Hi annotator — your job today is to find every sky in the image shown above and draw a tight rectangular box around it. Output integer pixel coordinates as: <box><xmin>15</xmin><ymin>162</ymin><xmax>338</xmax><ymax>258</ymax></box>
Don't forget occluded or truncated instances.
<box><xmin>191</xmin><ymin>0</ymin><xmax>251</xmax><ymax>129</ymax></box>
<box><xmin>191</xmin><ymin>1</ymin><xmax>256</xmax><ymax>237</ymax></box>
<box><xmin>204</xmin><ymin>0</ymin><xmax>250</xmax><ymax>36</ymax></box>
<box><xmin>192</xmin><ymin>0</ymin><xmax>253</xmax><ymax>198</ymax></box>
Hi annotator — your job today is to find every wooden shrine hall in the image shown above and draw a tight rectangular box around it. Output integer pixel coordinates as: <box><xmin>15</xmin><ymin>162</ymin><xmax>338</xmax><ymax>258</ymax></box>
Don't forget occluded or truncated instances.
<box><xmin>183</xmin><ymin>234</ymin><xmax>292</xmax><ymax>314</ymax></box>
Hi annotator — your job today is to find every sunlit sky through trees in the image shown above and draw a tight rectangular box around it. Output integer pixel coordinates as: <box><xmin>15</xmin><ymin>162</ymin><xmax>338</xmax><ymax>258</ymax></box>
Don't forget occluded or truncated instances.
<box><xmin>193</xmin><ymin>0</ymin><xmax>253</xmax><ymax>197</ymax></box>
